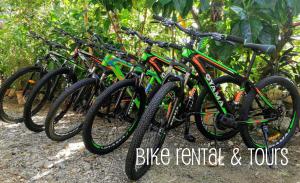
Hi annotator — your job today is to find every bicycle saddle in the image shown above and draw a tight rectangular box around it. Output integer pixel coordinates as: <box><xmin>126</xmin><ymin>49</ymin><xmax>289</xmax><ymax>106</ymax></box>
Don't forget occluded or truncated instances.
<box><xmin>244</xmin><ymin>43</ymin><xmax>276</xmax><ymax>55</ymax></box>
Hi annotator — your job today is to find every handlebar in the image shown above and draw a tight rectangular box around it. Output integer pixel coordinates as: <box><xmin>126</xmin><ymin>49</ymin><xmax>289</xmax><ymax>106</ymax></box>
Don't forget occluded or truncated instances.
<box><xmin>121</xmin><ymin>26</ymin><xmax>183</xmax><ymax>50</ymax></box>
<box><xmin>28</xmin><ymin>31</ymin><xmax>68</xmax><ymax>49</ymax></box>
<box><xmin>121</xmin><ymin>26</ymin><xmax>153</xmax><ymax>45</ymax></box>
<box><xmin>53</xmin><ymin>28</ymin><xmax>86</xmax><ymax>45</ymax></box>
<box><xmin>226</xmin><ymin>35</ymin><xmax>244</xmax><ymax>44</ymax></box>
<box><xmin>153</xmin><ymin>15</ymin><xmax>244</xmax><ymax>45</ymax></box>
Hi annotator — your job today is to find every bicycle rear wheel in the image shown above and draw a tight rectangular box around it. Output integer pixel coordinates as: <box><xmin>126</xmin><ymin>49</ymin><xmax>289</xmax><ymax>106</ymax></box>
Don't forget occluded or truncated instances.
<box><xmin>194</xmin><ymin>75</ymin><xmax>241</xmax><ymax>140</ymax></box>
<box><xmin>240</xmin><ymin>76</ymin><xmax>300</xmax><ymax>148</ymax></box>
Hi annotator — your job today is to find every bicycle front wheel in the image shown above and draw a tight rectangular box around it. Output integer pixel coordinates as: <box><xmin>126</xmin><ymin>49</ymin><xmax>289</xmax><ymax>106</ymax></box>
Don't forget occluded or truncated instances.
<box><xmin>45</xmin><ymin>78</ymin><xmax>98</xmax><ymax>141</ymax></box>
<box><xmin>82</xmin><ymin>78</ymin><xmax>146</xmax><ymax>155</ymax></box>
<box><xmin>125</xmin><ymin>82</ymin><xmax>179</xmax><ymax>180</ymax></box>
<box><xmin>23</xmin><ymin>67</ymin><xmax>77</xmax><ymax>132</ymax></box>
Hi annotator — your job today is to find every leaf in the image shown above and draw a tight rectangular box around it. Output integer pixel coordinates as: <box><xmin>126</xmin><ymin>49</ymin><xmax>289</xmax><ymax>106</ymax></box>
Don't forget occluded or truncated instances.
<box><xmin>249</xmin><ymin>19</ymin><xmax>263</xmax><ymax>42</ymax></box>
<box><xmin>254</xmin><ymin>0</ymin><xmax>278</xmax><ymax>11</ymax></box>
<box><xmin>153</xmin><ymin>2</ymin><xmax>163</xmax><ymax>15</ymax></box>
<box><xmin>182</xmin><ymin>0</ymin><xmax>193</xmax><ymax>17</ymax></box>
<box><xmin>287</xmin><ymin>0</ymin><xmax>300</xmax><ymax>15</ymax></box>
<box><xmin>173</xmin><ymin>0</ymin><xmax>186</xmax><ymax>15</ymax></box>
<box><xmin>258</xmin><ymin>32</ymin><xmax>271</xmax><ymax>44</ymax></box>
<box><xmin>162</xmin><ymin>2</ymin><xmax>173</xmax><ymax>17</ymax></box>
<box><xmin>199</xmin><ymin>0</ymin><xmax>210</xmax><ymax>12</ymax></box>
<box><xmin>240</xmin><ymin>20</ymin><xmax>252</xmax><ymax>43</ymax></box>
<box><xmin>230</xmin><ymin>22</ymin><xmax>242</xmax><ymax>36</ymax></box>
<box><xmin>230</xmin><ymin>6</ymin><xmax>247</xmax><ymax>20</ymax></box>
<box><xmin>103</xmin><ymin>18</ymin><xmax>111</xmax><ymax>33</ymax></box>
<box><xmin>159</xmin><ymin>0</ymin><xmax>172</xmax><ymax>6</ymax></box>
<box><xmin>146</xmin><ymin>0</ymin><xmax>157</xmax><ymax>7</ymax></box>
<box><xmin>258</xmin><ymin>24</ymin><xmax>279</xmax><ymax>44</ymax></box>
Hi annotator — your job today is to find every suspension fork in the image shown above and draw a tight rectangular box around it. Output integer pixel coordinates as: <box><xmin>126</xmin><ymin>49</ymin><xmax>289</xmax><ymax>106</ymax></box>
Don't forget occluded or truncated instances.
<box><xmin>124</xmin><ymin>73</ymin><xmax>146</xmax><ymax>115</ymax></box>
<box><xmin>112</xmin><ymin>73</ymin><xmax>138</xmax><ymax>115</ymax></box>
<box><xmin>84</xmin><ymin>73</ymin><xmax>106</xmax><ymax>109</ymax></box>
<box><xmin>48</xmin><ymin>75</ymin><xmax>62</xmax><ymax>100</ymax></box>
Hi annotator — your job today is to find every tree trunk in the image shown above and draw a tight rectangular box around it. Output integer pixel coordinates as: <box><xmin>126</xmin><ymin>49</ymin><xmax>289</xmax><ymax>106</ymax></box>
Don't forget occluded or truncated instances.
<box><xmin>137</xmin><ymin>8</ymin><xmax>148</xmax><ymax>55</ymax></box>
<box><xmin>191</xmin><ymin>8</ymin><xmax>201</xmax><ymax>31</ymax></box>
<box><xmin>83</xmin><ymin>2</ymin><xmax>93</xmax><ymax>54</ymax></box>
<box><xmin>211</xmin><ymin>0</ymin><xmax>224</xmax><ymax>22</ymax></box>
<box><xmin>108</xmin><ymin>10</ymin><xmax>124</xmax><ymax>50</ymax></box>
<box><xmin>260</xmin><ymin>7</ymin><xmax>294</xmax><ymax>79</ymax></box>
<box><xmin>293</xmin><ymin>22</ymin><xmax>300</xmax><ymax>27</ymax></box>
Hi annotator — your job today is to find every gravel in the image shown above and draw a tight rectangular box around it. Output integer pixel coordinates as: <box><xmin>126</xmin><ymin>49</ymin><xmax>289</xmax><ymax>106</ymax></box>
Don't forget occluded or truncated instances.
<box><xmin>1</xmin><ymin>120</ymin><xmax>300</xmax><ymax>183</ymax></box>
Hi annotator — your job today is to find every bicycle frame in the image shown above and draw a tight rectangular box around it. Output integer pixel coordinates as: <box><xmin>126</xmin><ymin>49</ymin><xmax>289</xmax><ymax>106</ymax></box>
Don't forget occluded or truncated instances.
<box><xmin>183</xmin><ymin>48</ymin><xmax>279</xmax><ymax>124</ymax></box>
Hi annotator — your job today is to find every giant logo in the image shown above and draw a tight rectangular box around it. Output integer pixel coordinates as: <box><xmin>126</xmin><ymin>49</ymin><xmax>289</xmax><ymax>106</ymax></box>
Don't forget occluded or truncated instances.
<box><xmin>205</xmin><ymin>74</ymin><xmax>224</xmax><ymax>107</ymax></box>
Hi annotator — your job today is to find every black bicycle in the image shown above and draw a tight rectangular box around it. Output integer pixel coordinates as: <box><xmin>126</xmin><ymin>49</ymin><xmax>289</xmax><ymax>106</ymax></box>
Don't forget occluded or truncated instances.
<box><xmin>23</xmin><ymin>28</ymin><xmax>102</xmax><ymax>132</ymax></box>
<box><xmin>0</xmin><ymin>31</ymin><xmax>68</xmax><ymax>123</ymax></box>
<box><xmin>125</xmin><ymin>15</ymin><xmax>300</xmax><ymax>180</ymax></box>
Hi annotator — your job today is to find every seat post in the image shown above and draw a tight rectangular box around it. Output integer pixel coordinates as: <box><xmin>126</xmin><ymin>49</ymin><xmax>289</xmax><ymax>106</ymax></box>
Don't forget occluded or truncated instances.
<box><xmin>245</xmin><ymin>52</ymin><xmax>257</xmax><ymax>79</ymax></box>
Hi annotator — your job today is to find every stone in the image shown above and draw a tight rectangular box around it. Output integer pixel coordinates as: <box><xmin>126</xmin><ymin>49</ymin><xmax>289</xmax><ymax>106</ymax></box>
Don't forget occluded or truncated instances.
<box><xmin>43</xmin><ymin>161</ymin><xmax>54</xmax><ymax>169</ymax></box>
<box><xmin>228</xmin><ymin>140</ymin><xmax>234</xmax><ymax>147</ymax></box>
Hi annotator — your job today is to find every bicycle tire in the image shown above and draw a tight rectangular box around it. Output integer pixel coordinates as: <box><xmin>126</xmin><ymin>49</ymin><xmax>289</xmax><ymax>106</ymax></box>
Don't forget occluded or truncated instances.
<box><xmin>82</xmin><ymin>78</ymin><xmax>146</xmax><ymax>155</ymax></box>
<box><xmin>0</xmin><ymin>66</ymin><xmax>45</xmax><ymax>123</ymax></box>
<box><xmin>45</xmin><ymin>78</ymin><xmax>97</xmax><ymax>141</ymax></box>
<box><xmin>125</xmin><ymin>82</ymin><xmax>178</xmax><ymax>180</ymax></box>
<box><xmin>239</xmin><ymin>76</ymin><xmax>300</xmax><ymax>148</ymax></box>
<box><xmin>23</xmin><ymin>67</ymin><xmax>77</xmax><ymax>132</ymax></box>
<box><xmin>194</xmin><ymin>75</ymin><xmax>240</xmax><ymax>140</ymax></box>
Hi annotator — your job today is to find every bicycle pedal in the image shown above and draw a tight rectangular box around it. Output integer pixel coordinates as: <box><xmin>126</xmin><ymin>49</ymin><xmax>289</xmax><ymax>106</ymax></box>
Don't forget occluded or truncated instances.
<box><xmin>184</xmin><ymin>134</ymin><xmax>196</xmax><ymax>142</ymax></box>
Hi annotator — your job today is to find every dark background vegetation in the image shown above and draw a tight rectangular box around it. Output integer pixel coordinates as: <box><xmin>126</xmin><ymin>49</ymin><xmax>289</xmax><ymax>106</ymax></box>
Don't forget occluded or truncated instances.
<box><xmin>0</xmin><ymin>0</ymin><xmax>299</xmax><ymax>83</ymax></box>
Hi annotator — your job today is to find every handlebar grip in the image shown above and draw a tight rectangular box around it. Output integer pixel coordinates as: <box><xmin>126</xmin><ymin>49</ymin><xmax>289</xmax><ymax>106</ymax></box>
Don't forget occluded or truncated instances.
<box><xmin>121</xmin><ymin>26</ymin><xmax>130</xmax><ymax>31</ymax></box>
<box><xmin>226</xmin><ymin>35</ymin><xmax>244</xmax><ymax>44</ymax></box>
<box><xmin>169</xmin><ymin>43</ymin><xmax>183</xmax><ymax>50</ymax></box>
<box><xmin>50</xmin><ymin>42</ymin><xmax>67</xmax><ymax>49</ymax></box>
<box><xmin>153</xmin><ymin>15</ymin><xmax>165</xmax><ymax>21</ymax></box>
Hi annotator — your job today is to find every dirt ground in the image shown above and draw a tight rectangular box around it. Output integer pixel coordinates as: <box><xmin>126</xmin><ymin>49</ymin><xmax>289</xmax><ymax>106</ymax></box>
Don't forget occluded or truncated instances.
<box><xmin>0</xmin><ymin>118</ymin><xmax>300</xmax><ymax>183</ymax></box>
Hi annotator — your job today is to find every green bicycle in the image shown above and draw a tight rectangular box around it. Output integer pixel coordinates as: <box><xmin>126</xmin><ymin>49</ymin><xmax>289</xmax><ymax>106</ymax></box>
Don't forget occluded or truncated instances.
<box><xmin>125</xmin><ymin>15</ymin><xmax>300</xmax><ymax>180</ymax></box>
<box><xmin>80</xmin><ymin>26</ymin><xmax>194</xmax><ymax>155</ymax></box>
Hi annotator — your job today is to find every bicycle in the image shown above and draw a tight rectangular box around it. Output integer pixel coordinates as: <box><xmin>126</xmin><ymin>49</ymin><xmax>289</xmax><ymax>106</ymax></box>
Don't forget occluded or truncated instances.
<box><xmin>81</xmin><ymin>26</ymin><xmax>195</xmax><ymax>155</ymax></box>
<box><xmin>43</xmin><ymin>31</ymin><xmax>151</xmax><ymax>141</ymax></box>
<box><xmin>0</xmin><ymin>31</ymin><xmax>69</xmax><ymax>123</ymax></box>
<box><xmin>23</xmin><ymin>29</ymin><xmax>106</xmax><ymax>132</ymax></box>
<box><xmin>125</xmin><ymin>15</ymin><xmax>300</xmax><ymax>180</ymax></box>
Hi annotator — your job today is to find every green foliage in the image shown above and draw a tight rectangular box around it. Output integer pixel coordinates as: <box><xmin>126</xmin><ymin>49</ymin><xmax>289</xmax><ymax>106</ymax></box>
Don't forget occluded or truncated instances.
<box><xmin>0</xmin><ymin>0</ymin><xmax>299</xmax><ymax>83</ymax></box>
<box><xmin>148</xmin><ymin>0</ymin><xmax>193</xmax><ymax>17</ymax></box>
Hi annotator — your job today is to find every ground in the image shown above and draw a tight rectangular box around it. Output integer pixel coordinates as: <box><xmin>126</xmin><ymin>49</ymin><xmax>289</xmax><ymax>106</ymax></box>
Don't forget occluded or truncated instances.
<box><xmin>0</xmin><ymin>120</ymin><xmax>300</xmax><ymax>183</ymax></box>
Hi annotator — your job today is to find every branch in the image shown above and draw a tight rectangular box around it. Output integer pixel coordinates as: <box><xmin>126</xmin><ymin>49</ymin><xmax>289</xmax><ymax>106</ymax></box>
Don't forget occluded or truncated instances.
<box><xmin>191</xmin><ymin>8</ymin><xmax>201</xmax><ymax>31</ymax></box>
<box><xmin>108</xmin><ymin>10</ymin><xmax>124</xmax><ymax>50</ymax></box>
<box><xmin>293</xmin><ymin>22</ymin><xmax>300</xmax><ymax>27</ymax></box>
<box><xmin>137</xmin><ymin>8</ymin><xmax>148</xmax><ymax>55</ymax></box>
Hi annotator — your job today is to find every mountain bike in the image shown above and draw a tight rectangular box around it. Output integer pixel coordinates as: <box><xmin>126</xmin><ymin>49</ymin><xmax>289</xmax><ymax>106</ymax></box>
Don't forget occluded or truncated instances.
<box><xmin>42</xmin><ymin>37</ymin><xmax>141</xmax><ymax>141</ymax></box>
<box><xmin>81</xmin><ymin>26</ymin><xmax>196</xmax><ymax>155</ymax></box>
<box><xmin>0</xmin><ymin>31</ymin><xmax>68</xmax><ymax>123</ymax></box>
<box><xmin>125</xmin><ymin>15</ymin><xmax>300</xmax><ymax>180</ymax></box>
<box><xmin>23</xmin><ymin>29</ymin><xmax>104</xmax><ymax>132</ymax></box>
